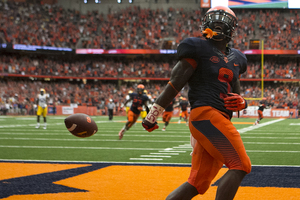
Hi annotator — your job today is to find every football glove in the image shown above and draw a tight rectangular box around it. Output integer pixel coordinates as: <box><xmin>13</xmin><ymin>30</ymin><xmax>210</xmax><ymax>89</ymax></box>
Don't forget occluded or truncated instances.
<box><xmin>142</xmin><ymin>120</ymin><xmax>158</xmax><ymax>132</ymax></box>
<box><xmin>224</xmin><ymin>93</ymin><xmax>247</xmax><ymax>111</ymax></box>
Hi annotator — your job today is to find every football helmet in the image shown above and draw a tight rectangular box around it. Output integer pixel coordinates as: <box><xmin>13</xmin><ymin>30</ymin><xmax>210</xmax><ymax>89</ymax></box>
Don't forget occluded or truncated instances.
<box><xmin>137</xmin><ymin>84</ymin><xmax>145</xmax><ymax>95</ymax></box>
<box><xmin>40</xmin><ymin>88</ymin><xmax>45</xmax><ymax>95</ymax></box>
<box><xmin>202</xmin><ymin>6</ymin><xmax>238</xmax><ymax>42</ymax></box>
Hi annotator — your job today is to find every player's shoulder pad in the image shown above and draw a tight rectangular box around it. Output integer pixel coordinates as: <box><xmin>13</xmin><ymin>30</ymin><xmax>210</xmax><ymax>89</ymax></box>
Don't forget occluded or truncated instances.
<box><xmin>231</xmin><ymin>48</ymin><xmax>247</xmax><ymax>74</ymax></box>
<box><xmin>232</xmin><ymin>48</ymin><xmax>247</xmax><ymax>61</ymax></box>
<box><xmin>177</xmin><ymin>37</ymin><xmax>203</xmax><ymax>60</ymax></box>
<box><xmin>143</xmin><ymin>94</ymin><xmax>149</xmax><ymax>101</ymax></box>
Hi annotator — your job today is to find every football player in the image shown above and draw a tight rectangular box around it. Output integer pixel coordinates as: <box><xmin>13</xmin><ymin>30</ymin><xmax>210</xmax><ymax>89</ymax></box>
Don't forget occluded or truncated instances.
<box><xmin>118</xmin><ymin>84</ymin><xmax>149</xmax><ymax>139</ymax></box>
<box><xmin>140</xmin><ymin>90</ymin><xmax>149</xmax><ymax>120</ymax></box>
<box><xmin>254</xmin><ymin>98</ymin><xmax>268</xmax><ymax>125</ymax></box>
<box><xmin>177</xmin><ymin>97</ymin><xmax>189</xmax><ymax>126</ymax></box>
<box><xmin>36</xmin><ymin>88</ymin><xmax>49</xmax><ymax>129</ymax></box>
<box><xmin>142</xmin><ymin>6</ymin><xmax>251</xmax><ymax>200</ymax></box>
<box><xmin>162</xmin><ymin>98</ymin><xmax>176</xmax><ymax>131</ymax></box>
<box><xmin>125</xmin><ymin>90</ymin><xmax>133</xmax><ymax>116</ymax></box>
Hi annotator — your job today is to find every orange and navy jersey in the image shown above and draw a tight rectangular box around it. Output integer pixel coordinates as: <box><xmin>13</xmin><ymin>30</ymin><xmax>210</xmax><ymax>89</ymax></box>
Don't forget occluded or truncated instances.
<box><xmin>129</xmin><ymin>93</ymin><xmax>149</xmax><ymax>114</ymax></box>
<box><xmin>177</xmin><ymin>38</ymin><xmax>247</xmax><ymax>118</ymax></box>
<box><xmin>258</xmin><ymin>104</ymin><xmax>266</xmax><ymax>111</ymax></box>
<box><xmin>180</xmin><ymin>101</ymin><xmax>189</xmax><ymax>111</ymax></box>
<box><xmin>165</xmin><ymin>98</ymin><xmax>175</xmax><ymax>112</ymax></box>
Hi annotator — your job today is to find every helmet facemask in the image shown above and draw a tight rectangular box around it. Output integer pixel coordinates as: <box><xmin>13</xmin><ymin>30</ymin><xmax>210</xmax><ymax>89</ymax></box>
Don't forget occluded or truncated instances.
<box><xmin>202</xmin><ymin>9</ymin><xmax>238</xmax><ymax>43</ymax></box>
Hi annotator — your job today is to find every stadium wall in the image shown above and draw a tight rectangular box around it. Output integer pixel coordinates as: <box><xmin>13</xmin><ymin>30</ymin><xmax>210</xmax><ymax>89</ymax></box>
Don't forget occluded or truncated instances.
<box><xmin>57</xmin><ymin>0</ymin><xmax>200</xmax><ymax>15</ymax></box>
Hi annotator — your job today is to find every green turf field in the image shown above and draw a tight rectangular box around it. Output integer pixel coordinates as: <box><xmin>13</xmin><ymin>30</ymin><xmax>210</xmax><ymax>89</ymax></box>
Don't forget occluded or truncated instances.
<box><xmin>0</xmin><ymin>115</ymin><xmax>300</xmax><ymax>166</ymax></box>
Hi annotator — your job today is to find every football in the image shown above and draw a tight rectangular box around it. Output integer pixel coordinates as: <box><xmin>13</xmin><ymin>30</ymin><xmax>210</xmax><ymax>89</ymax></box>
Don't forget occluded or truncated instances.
<box><xmin>64</xmin><ymin>113</ymin><xmax>98</xmax><ymax>138</ymax></box>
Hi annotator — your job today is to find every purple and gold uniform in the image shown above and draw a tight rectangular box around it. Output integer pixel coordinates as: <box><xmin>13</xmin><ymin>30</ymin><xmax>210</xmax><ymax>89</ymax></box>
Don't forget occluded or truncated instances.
<box><xmin>178</xmin><ymin>38</ymin><xmax>251</xmax><ymax>194</ymax></box>
<box><xmin>162</xmin><ymin>98</ymin><xmax>175</xmax><ymax>123</ymax></box>
<box><xmin>127</xmin><ymin>92</ymin><xmax>149</xmax><ymax>126</ymax></box>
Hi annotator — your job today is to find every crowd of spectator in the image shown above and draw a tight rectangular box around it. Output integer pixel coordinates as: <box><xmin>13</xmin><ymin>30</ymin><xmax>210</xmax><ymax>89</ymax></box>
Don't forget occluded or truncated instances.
<box><xmin>0</xmin><ymin>79</ymin><xmax>166</xmax><ymax>115</ymax></box>
<box><xmin>0</xmin><ymin>79</ymin><xmax>299</xmax><ymax>116</ymax></box>
<box><xmin>1</xmin><ymin>1</ymin><xmax>299</xmax><ymax>50</ymax></box>
<box><xmin>1</xmin><ymin>2</ymin><xmax>300</xmax><ymax>116</ymax></box>
<box><xmin>0</xmin><ymin>54</ymin><xmax>173</xmax><ymax>78</ymax></box>
<box><xmin>0</xmin><ymin>54</ymin><xmax>299</xmax><ymax>79</ymax></box>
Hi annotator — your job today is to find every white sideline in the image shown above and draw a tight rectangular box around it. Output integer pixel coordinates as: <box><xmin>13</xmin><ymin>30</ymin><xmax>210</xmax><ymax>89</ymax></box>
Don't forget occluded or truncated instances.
<box><xmin>237</xmin><ymin>118</ymin><xmax>285</xmax><ymax>133</ymax></box>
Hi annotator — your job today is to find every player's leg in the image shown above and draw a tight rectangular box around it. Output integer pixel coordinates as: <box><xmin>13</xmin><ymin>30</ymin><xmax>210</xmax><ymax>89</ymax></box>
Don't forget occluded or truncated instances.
<box><xmin>43</xmin><ymin>107</ymin><xmax>47</xmax><ymax>129</ymax></box>
<box><xmin>36</xmin><ymin>106</ymin><xmax>42</xmax><ymax>128</ymax></box>
<box><xmin>165</xmin><ymin>182</ymin><xmax>198</xmax><ymax>200</ymax></box>
<box><xmin>166</xmin><ymin>141</ymin><xmax>223</xmax><ymax>199</ymax></box>
<box><xmin>255</xmin><ymin>110</ymin><xmax>263</xmax><ymax>125</ymax></box>
<box><xmin>215</xmin><ymin>169</ymin><xmax>247</xmax><ymax>200</ymax></box>
<box><xmin>189</xmin><ymin>106</ymin><xmax>251</xmax><ymax>199</ymax></box>
<box><xmin>119</xmin><ymin>111</ymin><xmax>137</xmax><ymax>139</ymax></box>
<box><xmin>183</xmin><ymin>111</ymin><xmax>188</xmax><ymax>126</ymax></box>
<box><xmin>162</xmin><ymin>112</ymin><xmax>171</xmax><ymax>131</ymax></box>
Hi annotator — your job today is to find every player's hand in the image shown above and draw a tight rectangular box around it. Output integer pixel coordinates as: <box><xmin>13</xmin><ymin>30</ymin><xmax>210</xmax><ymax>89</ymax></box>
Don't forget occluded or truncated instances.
<box><xmin>142</xmin><ymin>120</ymin><xmax>158</xmax><ymax>132</ymax></box>
<box><xmin>224</xmin><ymin>93</ymin><xmax>247</xmax><ymax>111</ymax></box>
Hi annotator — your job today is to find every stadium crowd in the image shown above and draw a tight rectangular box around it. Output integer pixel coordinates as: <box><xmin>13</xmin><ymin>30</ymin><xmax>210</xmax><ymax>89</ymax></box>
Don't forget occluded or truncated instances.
<box><xmin>1</xmin><ymin>2</ymin><xmax>300</xmax><ymax>116</ymax></box>
<box><xmin>0</xmin><ymin>1</ymin><xmax>299</xmax><ymax>50</ymax></box>
<box><xmin>0</xmin><ymin>54</ymin><xmax>299</xmax><ymax>79</ymax></box>
<box><xmin>0</xmin><ymin>79</ymin><xmax>299</xmax><ymax>116</ymax></box>
<box><xmin>0</xmin><ymin>54</ymin><xmax>173</xmax><ymax>78</ymax></box>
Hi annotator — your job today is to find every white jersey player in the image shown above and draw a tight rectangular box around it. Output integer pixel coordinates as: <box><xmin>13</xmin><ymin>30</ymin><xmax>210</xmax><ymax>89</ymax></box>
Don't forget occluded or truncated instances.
<box><xmin>36</xmin><ymin>88</ymin><xmax>49</xmax><ymax>129</ymax></box>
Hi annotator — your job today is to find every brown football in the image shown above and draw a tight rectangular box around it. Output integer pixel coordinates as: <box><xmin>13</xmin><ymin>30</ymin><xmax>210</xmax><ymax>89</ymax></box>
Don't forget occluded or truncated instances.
<box><xmin>64</xmin><ymin>113</ymin><xmax>98</xmax><ymax>138</ymax></box>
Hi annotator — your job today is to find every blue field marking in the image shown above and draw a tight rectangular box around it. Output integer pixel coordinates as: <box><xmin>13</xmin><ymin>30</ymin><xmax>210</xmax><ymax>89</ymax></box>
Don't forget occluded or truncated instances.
<box><xmin>213</xmin><ymin>165</ymin><xmax>300</xmax><ymax>188</ymax></box>
<box><xmin>1</xmin><ymin>161</ymin><xmax>299</xmax><ymax>199</ymax></box>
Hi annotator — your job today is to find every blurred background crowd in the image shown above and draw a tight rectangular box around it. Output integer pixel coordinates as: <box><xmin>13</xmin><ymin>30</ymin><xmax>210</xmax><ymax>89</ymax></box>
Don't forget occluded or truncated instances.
<box><xmin>1</xmin><ymin>1</ymin><xmax>299</xmax><ymax>50</ymax></box>
<box><xmin>0</xmin><ymin>0</ymin><xmax>300</xmax><ymax>116</ymax></box>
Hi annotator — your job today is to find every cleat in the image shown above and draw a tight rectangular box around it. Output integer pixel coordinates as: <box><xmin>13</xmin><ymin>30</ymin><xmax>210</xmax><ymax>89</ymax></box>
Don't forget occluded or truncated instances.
<box><xmin>35</xmin><ymin>125</ymin><xmax>40</xmax><ymax>129</ymax></box>
<box><xmin>43</xmin><ymin>126</ymin><xmax>47</xmax><ymax>130</ymax></box>
<box><xmin>118</xmin><ymin>129</ymin><xmax>125</xmax><ymax>140</ymax></box>
<box><xmin>178</xmin><ymin>120</ymin><xmax>181</xmax><ymax>124</ymax></box>
<box><xmin>162</xmin><ymin>128</ymin><xmax>166</xmax><ymax>131</ymax></box>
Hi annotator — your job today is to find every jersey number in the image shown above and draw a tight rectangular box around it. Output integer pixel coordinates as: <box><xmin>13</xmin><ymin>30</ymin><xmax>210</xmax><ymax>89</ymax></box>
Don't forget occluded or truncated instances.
<box><xmin>218</xmin><ymin>68</ymin><xmax>233</xmax><ymax>93</ymax></box>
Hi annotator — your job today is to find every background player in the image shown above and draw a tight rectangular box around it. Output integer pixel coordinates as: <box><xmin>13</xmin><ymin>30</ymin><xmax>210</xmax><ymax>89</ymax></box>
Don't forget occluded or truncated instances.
<box><xmin>36</xmin><ymin>88</ymin><xmax>49</xmax><ymax>129</ymax></box>
<box><xmin>125</xmin><ymin>90</ymin><xmax>133</xmax><ymax>117</ymax></box>
<box><xmin>177</xmin><ymin>97</ymin><xmax>189</xmax><ymax>126</ymax></box>
<box><xmin>119</xmin><ymin>84</ymin><xmax>149</xmax><ymax>139</ymax></box>
<box><xmin>254</xmin><ymin>98</ymin><xmax>268</xmax><ymax>125</ymax></box>
<box><xmin>140</xmin><ymin>89</ymin><xmax>149</xmax><ymax>120</ymax></box>
<box><xmin>162</xmin><ymin>98</ymin><xmax>176</xmax><ymax>131</ymax></box>
<box><xmin>142</xmin><ymin>6</ymin><xmax>251</xmax><ymax>200</ymax></box>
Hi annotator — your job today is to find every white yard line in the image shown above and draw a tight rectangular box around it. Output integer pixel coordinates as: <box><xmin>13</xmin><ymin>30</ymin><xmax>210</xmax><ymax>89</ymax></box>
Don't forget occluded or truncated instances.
<box><xmin>237</xmin><ymin>118</ymin><xmax>285</xmax><ymax>133</ymax></box>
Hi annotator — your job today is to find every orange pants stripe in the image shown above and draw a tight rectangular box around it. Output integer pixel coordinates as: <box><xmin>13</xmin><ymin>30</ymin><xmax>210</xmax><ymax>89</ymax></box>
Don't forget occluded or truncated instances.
<box><xmin>258</xmin><ymin>110</ymin><xmax>263</xmax><ymax>119</ymax></box>
<box><xmin>127</xmin><ymin>110</ymin><xmax>140</xmax><ymax>125</ymax></box>
<box><xmin>162</xmin><ymin>111</ymin><xmax>173</xmax><ymax>123</ymax></box>
<box><xmin>188</xmin><ymin>106</ymin><xmax>251</xmax><ymax>194</ymax></box>
<box><xmin>181</xmin><ymin>110</ymin><xmax>188</xmax><ymax>119</ymax></box>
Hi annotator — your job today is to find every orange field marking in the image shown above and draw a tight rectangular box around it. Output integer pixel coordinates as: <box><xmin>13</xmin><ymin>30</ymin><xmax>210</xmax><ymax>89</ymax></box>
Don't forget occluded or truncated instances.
<box><xmin>1</xmin><ymin>164</ymin><xmax>300</xmax><ymax>200</ymax></box>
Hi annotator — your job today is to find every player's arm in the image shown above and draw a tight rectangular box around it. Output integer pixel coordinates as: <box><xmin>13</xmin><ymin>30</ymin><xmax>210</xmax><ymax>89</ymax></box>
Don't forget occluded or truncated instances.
<box><xmin>36</xmin><ymin>95</ymin><xmax>39</xmax><ymax>105</ymax></box>
<box><xmin>142</xmin><ymin>59</ymin><xmax>195</xmax><ymax>131</ymax></box>
<box><xmin>224</xmin><ymin>76</ymin><xmax>247</xmax><ymax>111</ymax></box>
<box><xmin>143</xmin><ymin>100</ymin><xmax>150</xmax><ymax>114</ymax></box>
<box><xmin>232</xmin><ymin>78</ymin><xmax>241</xmax><ymax>94</ymax></box>
<box><xmin>156</xmin><ymin>59</ymin><xmax>194</xmax><ymax>108</ymax></box>
<box><xmin>123</xmin><ymin>96</ymin><xmax>132</xmax><ymax>107</ymax></box>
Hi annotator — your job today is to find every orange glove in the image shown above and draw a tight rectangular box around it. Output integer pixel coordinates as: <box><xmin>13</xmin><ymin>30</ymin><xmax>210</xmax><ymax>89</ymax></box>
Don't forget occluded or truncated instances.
<box><xmin>142</xmin><ymin>120</ymin><xmax>158</xmax><ymax>132</ymax></box>
<box><xmin>224</xmin><ymin>93</ymin><xmax>247</xmax><ymax>111</ymax></box>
